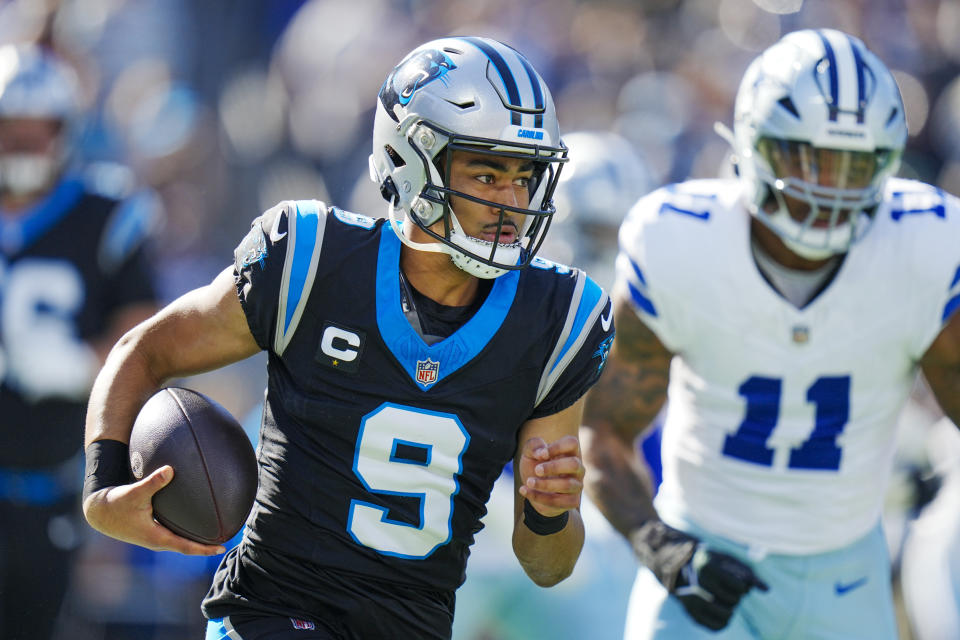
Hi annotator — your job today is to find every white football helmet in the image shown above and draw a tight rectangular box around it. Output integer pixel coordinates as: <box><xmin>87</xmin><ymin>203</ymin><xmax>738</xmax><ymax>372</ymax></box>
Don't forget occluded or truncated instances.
<box><xmin>548</xmin><ymin>130</ymin><xmax>653</xmax><ymax>287</ymax></box>
<box><xmin>369</xmin><ymin>37</ymin><xmax>567</xmax><ymax>278</ymax></box>
<box><xmin>0</xmin><ymin>44</ymin><xmax>79</xmax><ymax>196</ymax></box>
<box><xmin>728</xmin><ymin>29</ymin><xmax>906</xmax><ymax>260</ymax></box>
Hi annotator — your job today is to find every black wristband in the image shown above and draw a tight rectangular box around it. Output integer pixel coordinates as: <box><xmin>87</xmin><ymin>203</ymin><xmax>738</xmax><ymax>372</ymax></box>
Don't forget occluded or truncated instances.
<box><xmin>522</xmin><ymin>499</ymin><xmax>569</xmax><ymax>536</ymax></box>
<box><xmin>82</xmin><ymin>439</ymin><xmax>133</xmax><ymax>503</ymax></box>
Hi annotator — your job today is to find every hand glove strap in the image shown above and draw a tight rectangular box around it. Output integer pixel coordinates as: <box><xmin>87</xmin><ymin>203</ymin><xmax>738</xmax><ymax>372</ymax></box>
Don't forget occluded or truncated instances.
<box><xmin>628</xmin><ymin>520</ymin><xmax>698</xmax><ymax>592</ymax></box>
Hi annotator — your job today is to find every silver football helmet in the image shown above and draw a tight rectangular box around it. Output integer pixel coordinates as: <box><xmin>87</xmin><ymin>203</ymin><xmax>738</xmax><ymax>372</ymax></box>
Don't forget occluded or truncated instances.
<box><xmin>0</xmin><ymin>44</ymin><xmax>79</xmax><ymax>195</ymax></box>
<box><xmin>369</xmin><ymin>37</ymin><xmax>567</xmax><ymax>278</ymax></box>
<box><xmin>727</xmin><ymin>29</ymin><xmax>906</xmax><ymax>259</ymax></box>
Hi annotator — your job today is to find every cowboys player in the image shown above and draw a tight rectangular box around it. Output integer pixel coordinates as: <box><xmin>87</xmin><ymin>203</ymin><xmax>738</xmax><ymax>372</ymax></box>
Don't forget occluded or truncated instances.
<box><xmin>582</xmin><ymin>28</ymin><xmax>960</xmax><ymax>638</ymax></box>
<box><xmin>82</xmin><ymin>37</ymin><xmax>614</xmax><ymax>639</ymax></box>
<box><xmin>0</xmin><ymin>44</ymin><xmax>158</xmax><ymax>639</ymax></box>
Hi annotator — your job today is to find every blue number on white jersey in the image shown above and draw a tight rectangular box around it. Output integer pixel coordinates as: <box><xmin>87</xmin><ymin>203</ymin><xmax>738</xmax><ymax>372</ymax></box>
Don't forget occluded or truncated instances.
<box><xmin>723</xmin><ymin>375</ymin><xmax>851</xmax><ymax>471</ymax></box>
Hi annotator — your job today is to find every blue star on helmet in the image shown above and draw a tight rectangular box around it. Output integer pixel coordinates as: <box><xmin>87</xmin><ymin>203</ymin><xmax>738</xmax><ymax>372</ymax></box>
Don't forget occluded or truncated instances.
<box><xmin>379</xmin><ymin>50</ymin><xmax>457</xmax><ymax>119</ymax></box>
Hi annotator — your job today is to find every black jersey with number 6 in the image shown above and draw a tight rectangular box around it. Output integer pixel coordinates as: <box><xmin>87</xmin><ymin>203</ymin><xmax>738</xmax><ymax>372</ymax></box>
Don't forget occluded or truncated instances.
<box><xmin>0</xmin><ymin>171</ymin><xmax>157</xmax><ymax>469</ymax></box>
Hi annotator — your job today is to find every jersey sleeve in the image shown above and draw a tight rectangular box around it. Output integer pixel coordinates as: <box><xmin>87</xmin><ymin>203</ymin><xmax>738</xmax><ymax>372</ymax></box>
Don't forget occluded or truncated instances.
<box><xmin>613</xmin><ymin>186</ymin><xmax>691</xmax><ymax>354</ymax></box>
<box><xmin>530</xmin><ymin>272</ymin><xmax>615</xmax><ymax>418</ymax></box>
<box><xmin>901</xmin><ymin>186</ymin><xmax>960</xmax><ymax>359</ymax></box>
<box><xmin>98</xmin><ymin>188</ymin><xmax>161</xmax><ymax>311</ymax></box>
<box><xmin>234</xmin><ymin>200</ymin><xmax>330</xmax><ymax>354</ymax></box>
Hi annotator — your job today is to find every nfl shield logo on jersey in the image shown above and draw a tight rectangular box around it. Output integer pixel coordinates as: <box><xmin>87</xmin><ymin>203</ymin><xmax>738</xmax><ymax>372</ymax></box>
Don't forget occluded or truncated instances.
<box><xmin>289</xmin><ymin>618</ymin><xmax>315</xmax><ymax>630</ymax></box>
<box><xmin>416</xmin><ymin>358</ymin><xmax>440</xmax><ymax>388</ymax></box>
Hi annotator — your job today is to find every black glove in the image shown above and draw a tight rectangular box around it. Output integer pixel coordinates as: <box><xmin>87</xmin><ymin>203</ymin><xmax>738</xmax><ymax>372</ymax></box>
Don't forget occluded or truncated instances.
<box><xmin>630</xmin><ymin>520</ymin><xmax>769</xmax><ymax>631</ymax></box>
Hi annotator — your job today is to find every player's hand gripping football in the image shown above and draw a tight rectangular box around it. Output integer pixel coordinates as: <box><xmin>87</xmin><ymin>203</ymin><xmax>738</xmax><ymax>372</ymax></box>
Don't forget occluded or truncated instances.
<box><xmin>630</xmin><ymin>520</ymin><xmax>768</xmax><ymax>631</ymax></box>
<box><xmin>517</xmin><ymin>435</ymin><xmax>584</xmax><ymax>517</ymax></box>
<box><xmin>83</xmin><ymin>466</ymin><xmax>226</xmax><ymax>556</ymax></box>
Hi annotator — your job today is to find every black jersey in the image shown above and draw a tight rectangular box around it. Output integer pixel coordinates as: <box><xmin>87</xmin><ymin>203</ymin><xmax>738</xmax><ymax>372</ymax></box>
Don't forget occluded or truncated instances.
<box><xmin>0</xmin><ymin>171</ymin><xmax>157</xmax><ymax>469</ymax></box>
<box><xmin>204</xmin><ymin>201</ymin><xmax>614</xmax><ymax>625</ymax></box>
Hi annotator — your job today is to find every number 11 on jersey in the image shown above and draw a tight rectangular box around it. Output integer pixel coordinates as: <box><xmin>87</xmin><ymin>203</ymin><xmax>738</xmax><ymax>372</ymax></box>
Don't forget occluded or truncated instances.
<box><xmin>722</xmin><ymin>375</ymin><xmax>851</xmax><ymax>471</ymax></box>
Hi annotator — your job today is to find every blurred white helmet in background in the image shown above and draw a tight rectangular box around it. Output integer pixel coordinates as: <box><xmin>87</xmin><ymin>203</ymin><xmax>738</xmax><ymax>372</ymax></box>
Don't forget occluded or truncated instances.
<box><xmin>0</xmin><ymin>43</ymin><xmax>80</xmax><ymax>196</ymax></box>
<box><xmin>545</xmin><ymin>130</ymin><xmax>653</xmax><ymax>288</ymax></box>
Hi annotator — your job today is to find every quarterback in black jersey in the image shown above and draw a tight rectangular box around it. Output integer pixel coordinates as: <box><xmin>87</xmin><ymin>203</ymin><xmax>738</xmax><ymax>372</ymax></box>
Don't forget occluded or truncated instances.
<box><xmin>0</xmin><ymin>45</ymin><xmax>158</xmax><ymax>640</ymax></box>
<box><xmin>83</xmin><ymin>37</ymin><xmax>613</xmax><ymax>639</ymax></box>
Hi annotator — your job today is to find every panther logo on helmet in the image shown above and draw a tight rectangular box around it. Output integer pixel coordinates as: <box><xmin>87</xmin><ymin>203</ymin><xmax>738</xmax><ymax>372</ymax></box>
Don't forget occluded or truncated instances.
<box><xmin>379</xmin><ymin>50</ymin><xmax>456</xmax><ymax>119</ymax></box>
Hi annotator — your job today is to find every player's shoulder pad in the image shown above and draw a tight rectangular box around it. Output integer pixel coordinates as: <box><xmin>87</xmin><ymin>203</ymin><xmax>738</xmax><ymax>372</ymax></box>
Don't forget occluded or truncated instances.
<box><xmin>621</xmin><ymin>179</ymin><xmax>730</xmax><ymax>236</ymax></box>
<box><xmin>98</xmin><ymin>186</ymin><xmax>162</xmax><ymax>273</ymax></box>
<box><xmin>81</xmin><ymin>161</ymin><xmax>136</xmax><ymax>200</ymax></box>
<box><xmin>534</xmin><ymin>266</ymin><xmax>611</xmax><ymax>407</ymax></box>
<box><xmin>881</xmin><ymin>178</ymin><xmax>960</xmax><ymax>320</ymax></box>
<box><xmin>270</xmin><ymin>199</ymin><xmax>331</xmax><ymax>355</ymax></box>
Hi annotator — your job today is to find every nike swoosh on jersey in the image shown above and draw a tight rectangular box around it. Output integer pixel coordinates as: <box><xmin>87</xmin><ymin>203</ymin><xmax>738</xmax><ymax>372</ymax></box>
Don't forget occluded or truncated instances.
<box><xmin>834</xmin><ymin>577</ymin><xmax>868</xmax><ymax>595</ymax></box>
<box><xmin>600</xmin><ymin>306</ymin><xmax>613</xmax><ymax>332</ymax></box>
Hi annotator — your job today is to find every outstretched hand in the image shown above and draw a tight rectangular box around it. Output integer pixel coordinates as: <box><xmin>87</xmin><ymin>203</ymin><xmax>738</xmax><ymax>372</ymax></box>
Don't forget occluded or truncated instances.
<box><xmin>82</xmin><ymin>465</ymin><xmax>226</xmax><ymax>556</ymax></box>
<box><xmin>517</xmin><ymin>435</ymin><xmax>584</xmax><ymax>517</ymax></box>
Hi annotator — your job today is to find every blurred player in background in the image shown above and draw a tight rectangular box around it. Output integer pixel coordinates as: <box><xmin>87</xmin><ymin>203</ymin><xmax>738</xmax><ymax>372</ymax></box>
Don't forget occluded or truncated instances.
<box><xmin>0</xmin><ymin>43</ymin><xmax>158</xmax><ymax>640</ymax></box>
<box><xmin>582</xmin><ymin>28</ymin><xmax>960</xmax><ymax>639</ymax></box>
<box><xmin>544</xmin><ymin>130</ymin><xmax>654</xmax><ymax>290</ymax></box>
<box><xmin>82</xmin><ymin>37</ymin><xmax>614</xmax><ymax>639</ymax></box>
<box><xmin>899</xmin><ymin>412</ymin><xmax>960</xmax><ymax>640</ymax></box>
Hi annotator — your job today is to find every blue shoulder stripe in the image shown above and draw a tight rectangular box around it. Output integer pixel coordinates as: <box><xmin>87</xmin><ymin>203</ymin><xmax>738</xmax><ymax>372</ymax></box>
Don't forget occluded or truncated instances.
<box><xmin>536</xmin><ymin>271</ymin><xmax>608</xmax><ymax>406</ymax></box>
<box><xmin>627</xmin><ymin>257</ymin><xmax>658</xmax><ymax>316</ymax></box>
<box><xmin>274</xmin><ymin>200</ymin><xmax>327</xmax><ymax>355</ymax></box>
<box><xmin>0</xmin><ymin>178</ymin><xmax>84</xmax><ymax>254</ymax></box>
<box><xmin>98</xmin><ymin>189</ymin><xmax>160</xmax><ymax>272</ymax></box>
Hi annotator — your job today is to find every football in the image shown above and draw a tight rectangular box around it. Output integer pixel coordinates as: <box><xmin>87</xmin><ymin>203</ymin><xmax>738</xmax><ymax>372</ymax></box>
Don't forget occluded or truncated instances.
<box><xmin>128</xmin><ymin>387</ymin><xmax>258</xmax><ymax>544</ymax></box>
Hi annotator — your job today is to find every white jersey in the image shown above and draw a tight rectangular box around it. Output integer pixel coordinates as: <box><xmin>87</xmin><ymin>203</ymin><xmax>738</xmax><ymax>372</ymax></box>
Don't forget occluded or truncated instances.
<box><xmin>616</xmin><ymin>177</ymin><xmax>960</xmax><ymax>555</ymax></box>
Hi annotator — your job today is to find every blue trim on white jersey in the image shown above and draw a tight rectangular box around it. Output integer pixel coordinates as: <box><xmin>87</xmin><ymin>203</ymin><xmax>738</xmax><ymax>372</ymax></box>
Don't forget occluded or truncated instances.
<box><xmin>944</xmin><ymin>294</ymin><xmax>960</xmax><ymax>323</ymax></box>
<box><xmin>0</xmin><ymin>177</ymin><xmax>84</xmax><ymax>254</ymax></box>
<box><xmin>375</xmin><ymin>224</ymin><xmax>519</xmax><ymax>389</ymax></box>
<box><xmin>550</xmin><ymin>275</ymin><xmax>603</xmax><ymax>374</ymax></box>
<box><xmin>628</xmin><ymin>281</ymin><xmax>658</xmax><ymax>317</ymax></box>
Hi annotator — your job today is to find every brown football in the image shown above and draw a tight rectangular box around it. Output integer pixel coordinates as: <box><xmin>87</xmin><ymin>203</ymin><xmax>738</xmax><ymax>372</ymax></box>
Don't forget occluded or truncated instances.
<box><xmin>128</xmin><ymin>387</ymin><xmax>257</xmax><ymax>544</ymax></box>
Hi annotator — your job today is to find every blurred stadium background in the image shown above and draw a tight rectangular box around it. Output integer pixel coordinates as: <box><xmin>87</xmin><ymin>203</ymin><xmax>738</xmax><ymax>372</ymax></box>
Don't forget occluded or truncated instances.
<box><xmin>10</xmin><ymin>0</ymin><xmax>958</xmax><ymax>637</ymax></box>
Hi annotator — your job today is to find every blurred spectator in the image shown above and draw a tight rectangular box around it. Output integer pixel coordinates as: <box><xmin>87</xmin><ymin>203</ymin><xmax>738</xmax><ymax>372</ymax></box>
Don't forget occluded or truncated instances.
<box><xmin>0</xmin><ymin>43</ymin><xmax>158</xmax><ymax>640</ymax></box>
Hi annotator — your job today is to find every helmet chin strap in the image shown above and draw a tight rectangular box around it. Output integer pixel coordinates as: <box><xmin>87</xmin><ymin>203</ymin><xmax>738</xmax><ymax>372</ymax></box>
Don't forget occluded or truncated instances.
<box><xmin>386</xmin><ymin>201</ymin><xmax>517</xmax><ymax>279</ymax></box>
<box><xmin>387</xmin><ymin>200</ymin><xmax>448</xmax><ymax>254</ymax></box>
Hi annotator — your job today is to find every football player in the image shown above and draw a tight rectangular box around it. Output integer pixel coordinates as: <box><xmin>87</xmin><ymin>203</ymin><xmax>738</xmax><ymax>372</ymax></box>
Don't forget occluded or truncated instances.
<box><xmin>0</xmin><ymin>44</ymin><xmax>158</xmax><ymax>640</ymax></box>
<box><xmin>81</xmin><ymin>37</ymin><xmax>615</xmax><ymax>639</ymax></box>
<box><xmin>544</xmin><ymin>130</ymin><xmax>655</xmax><ymax>290</ymax></box>
<box><xmin>582</xmin><ymin>28</ymin><xmax>960</xmax><ymax>639</ymax></box>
